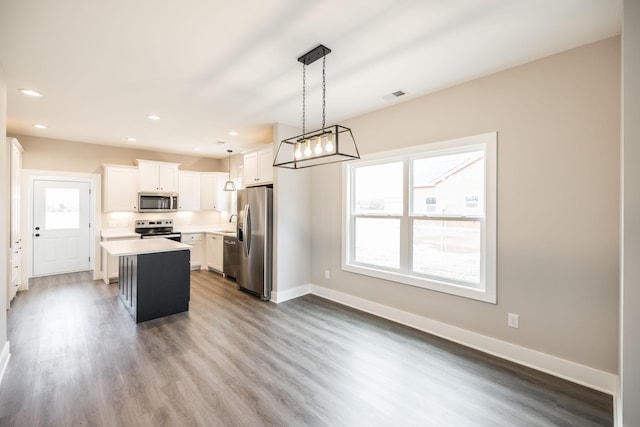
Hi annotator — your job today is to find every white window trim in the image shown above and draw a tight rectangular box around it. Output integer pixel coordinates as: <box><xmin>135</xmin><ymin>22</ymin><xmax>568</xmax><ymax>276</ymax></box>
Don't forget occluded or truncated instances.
<box><xmin>342</xmin><ymin>132</ymin><xmax>497</xmax><ymax>303</ymax></box>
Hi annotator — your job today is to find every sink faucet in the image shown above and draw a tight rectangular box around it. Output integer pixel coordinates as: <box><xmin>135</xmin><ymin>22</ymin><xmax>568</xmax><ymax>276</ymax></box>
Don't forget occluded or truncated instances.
<box><xmin>228</xmin><ymin>214</ymin><xmax>237</xmax><ymax>223</ymax></box>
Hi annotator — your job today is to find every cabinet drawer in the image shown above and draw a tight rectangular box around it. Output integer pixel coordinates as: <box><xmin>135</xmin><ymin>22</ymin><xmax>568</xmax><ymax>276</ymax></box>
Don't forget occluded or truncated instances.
<box><xmin>181</xmin><ymin>233</ymin><xmax>202</xmax><ymax>242</ymax></box>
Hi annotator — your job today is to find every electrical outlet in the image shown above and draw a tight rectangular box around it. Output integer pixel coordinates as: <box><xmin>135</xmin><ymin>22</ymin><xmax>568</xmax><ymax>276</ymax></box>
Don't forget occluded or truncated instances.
<box><xmin>324</xmin><ymin>270</ymin><xmax>331</xmax><ymax>280</ymax></box>
<box><xmin>508</xmin><ymin>313</ymin><xmax>519</xmax><ymax>329</ymax></box>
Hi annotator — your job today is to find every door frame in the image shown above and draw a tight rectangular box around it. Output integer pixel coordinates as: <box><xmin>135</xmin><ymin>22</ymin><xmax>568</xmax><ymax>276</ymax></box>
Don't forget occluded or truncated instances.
<box><xmin>23</xmin><ymin>170</ymin><xmax>102</xmax><ymax>286</ymax></box>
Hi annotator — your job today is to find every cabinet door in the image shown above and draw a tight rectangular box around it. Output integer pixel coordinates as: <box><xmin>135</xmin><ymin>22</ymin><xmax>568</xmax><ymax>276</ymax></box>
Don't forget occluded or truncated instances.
<box><xmin>159</xmin><ymin>164</ymin><xmax>179</xmax><ymax>192</ymax></box>
<box><xmin>178</xmin><ymin>172</ymin><xmax>201</xmax><ymax>211</ymax></box>
<box><xmin>200</xmin><ymin>173</ymin><xmax>217</xmax><ymax>211</ymax></box>
<box><xmin>10</xmin><ymin>140</ymin><xmax>22</xmax><ymax>249</ymax></box>
<box><xmin>202</xmin><ymin>172</ymin><xmax>231</xmax><ymax>211</ymax></box>
<box><xmin>243</xmin><ymin>152</ymin><xmax>258</xmax><ymax>185</ymax></box>
<box><xmin>206</xmin><ymin>234</ymin><xmax>223</xmax><ymax>272</ymax></box>
<box><xmin>213</xmin><ymin>236</ymin><xmax>223</xmax><ymax>272</ymax></box>
<box><xmin>257</xmin><ymin>147</ymin><xmax>274</xmax><ymax>183</ymax></box>
<box><xmin>244</xmin><ymin>148</ymin><xmax>273</xmax><ymax>186</ymax></box>
<box><xmin>9</xmin><ymin>248</ymin><xmax>20</xmax><ymax>304</ymax></box>
<box><xmin>182</xmin><ymin>233</ymin><xmax>203</xmax><ymax>270</ymax></box>
<box><xmin>103</xmin><ymin>166</ymin><xmax>138</xmax><ymax>212</ymax></box>
<box><xmin>138</xmin><ymin>162</ymin><xmax>160</xmax><ymax>191</ymax></box>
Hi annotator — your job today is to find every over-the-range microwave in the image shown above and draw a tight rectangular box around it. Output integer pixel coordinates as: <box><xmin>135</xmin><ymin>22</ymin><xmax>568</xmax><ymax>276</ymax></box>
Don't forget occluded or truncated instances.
<box><xmin>138</xmin><ymin>192</ymin><xmax>179</xmax><ymax>213</ymax></box>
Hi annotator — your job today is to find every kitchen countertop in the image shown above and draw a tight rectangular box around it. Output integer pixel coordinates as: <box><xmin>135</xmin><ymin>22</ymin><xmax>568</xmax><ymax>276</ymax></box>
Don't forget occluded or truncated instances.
<box><xmin>100</xmin><ymin>239</ymin><xmax>190</xmax><ymax>256</ymax></box>
<box><xmin>101</xmin><ymin>225</ymin><xmax>237</xmax><ymax>239</ymax></box>
<box><xmin>174</xmin><ymin>225</ymin><xmax>237</xmax><ymax>236</ymax></box>
<box><xmin>101</xmin><ymin>229</ymin><xmax>140</xmax><ymax>239</ymax></box>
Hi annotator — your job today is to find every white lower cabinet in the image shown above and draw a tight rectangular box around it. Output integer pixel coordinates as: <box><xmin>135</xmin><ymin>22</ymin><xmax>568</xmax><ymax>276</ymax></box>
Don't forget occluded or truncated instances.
<box><xmin>206</xmin><ymin>234</ymin><xmax>224</xmax><ymax>273</ymax></box>
<box><xmin>9</xmin><ymin>248</ymin><xmax>21</xmax><ymax>303</ymax></box>
<box><xmin>102</xmin><ymin>236</ymin><xmax>140</xmax><ymax>283</ymax></box>
<box><xmin>181</xmin><ymin>233</ymin><xmax>203</xmax><ymax>270</ymax></box>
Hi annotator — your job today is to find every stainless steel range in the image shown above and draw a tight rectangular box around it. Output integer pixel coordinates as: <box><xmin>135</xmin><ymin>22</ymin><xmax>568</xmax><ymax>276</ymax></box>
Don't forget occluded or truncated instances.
<box><xmin>135</xmin><ymin>219</ymin><xmax>181</xmax><ymax>242</ymax></box>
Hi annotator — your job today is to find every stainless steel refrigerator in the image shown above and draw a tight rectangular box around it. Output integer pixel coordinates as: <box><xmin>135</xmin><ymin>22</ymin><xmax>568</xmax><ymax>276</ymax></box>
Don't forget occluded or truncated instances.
<box><xmin>236</xmin><ymin>186</ymin><xmax>273</xmax><ymax>300</ymax></box>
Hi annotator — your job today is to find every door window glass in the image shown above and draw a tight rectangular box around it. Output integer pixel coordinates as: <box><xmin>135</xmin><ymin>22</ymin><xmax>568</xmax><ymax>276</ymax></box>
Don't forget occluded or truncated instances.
<box><xmin>45</xmin><ymin>188</ymin><xmax>80</xmax><ymax>230</ymax></box>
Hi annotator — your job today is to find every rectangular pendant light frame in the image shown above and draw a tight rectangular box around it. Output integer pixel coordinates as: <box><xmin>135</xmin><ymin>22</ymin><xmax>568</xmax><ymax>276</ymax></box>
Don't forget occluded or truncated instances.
<box><xmin>273</xmin><ymin>124</ymin><xmax>360</xmax><ymax>169</ymax></box>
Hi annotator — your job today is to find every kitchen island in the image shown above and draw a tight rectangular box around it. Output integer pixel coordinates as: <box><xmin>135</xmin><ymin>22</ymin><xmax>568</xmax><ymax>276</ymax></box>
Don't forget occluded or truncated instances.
<box><xmin>100</xmin><ymin>239</ymin><xmax>191</xmax><ymax>323</ymax></box>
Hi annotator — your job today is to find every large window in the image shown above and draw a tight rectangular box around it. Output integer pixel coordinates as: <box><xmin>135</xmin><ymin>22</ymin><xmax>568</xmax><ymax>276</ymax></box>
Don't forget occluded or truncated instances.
<box><xmin>343</xmin><ymin>133</ymin><xmax>497</xmax><ymax>303</ymax></box>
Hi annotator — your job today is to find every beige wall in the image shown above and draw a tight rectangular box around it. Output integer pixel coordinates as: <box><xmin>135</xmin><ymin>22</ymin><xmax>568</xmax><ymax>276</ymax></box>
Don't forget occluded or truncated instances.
<box><xmin>621</xmin><ymin>0</ymin><xmax>640</xmax><ymax>424</ymax></box>
<box><xmin>309</xmin><ymin>37</ymin><xmax>620</xmax><ymax>373</ymax></box>
<box><xmin>272</xmin><ymin>123</ymin><xmax>310</xmax><ymax>295</ymax></box>
<box><xmin>11</xmin><ymin>134</ymin><xmax>224</xmax><ymax>173</ymax></box>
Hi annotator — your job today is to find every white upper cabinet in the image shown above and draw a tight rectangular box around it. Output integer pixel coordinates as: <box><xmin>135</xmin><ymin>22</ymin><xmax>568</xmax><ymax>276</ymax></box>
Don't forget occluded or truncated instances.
<box><xmin>244</xmin><ymin>146</ymin><xmax>273</xmax><ymax>186</ymax></box>
<box><xmin>201</xmin><ymin>172</ymin><xmax>229</xmax><ymax>211</ymax></box>
<box><xmin>178</xmin><ymin>171</ymin><xmax>201</xmax><ymax>211</ymax></box>
<box><xmin>136</xmin><ymin>160</ymin><xmax>180</xmax><ymax>192</ymax></box>
<box><xmin>103</xmin><ymin>165</ymin><xmax>139</xmax><ymax>212</ymax></box>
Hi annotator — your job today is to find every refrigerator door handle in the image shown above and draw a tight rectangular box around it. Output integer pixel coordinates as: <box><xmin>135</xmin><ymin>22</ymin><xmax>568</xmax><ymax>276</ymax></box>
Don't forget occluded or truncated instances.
<box><xmin>243</xmin><ymin>204</ymin><xmax>251</xmax><ymax>257</ymax></box>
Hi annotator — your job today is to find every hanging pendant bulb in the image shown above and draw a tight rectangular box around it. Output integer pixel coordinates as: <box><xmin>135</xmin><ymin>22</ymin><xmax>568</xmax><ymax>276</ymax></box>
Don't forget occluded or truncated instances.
<box><xmin>325</xmin><ymin>133</ymin><xmax>334</xmax><ymax>152</ymax></box>
<box><xmin>294</xmin><ymin>141</ymin><xmax>302</xmax><ymax>159</ymax></box>
<box><xmin>314</xmin><ymin>136</ymin><xmax>323</xmax><ymax>155</ymax></box>
<box><xmin>223</xmin><ymin>149</ymin><xmax>236</xmax><ymax>191</ymax></box>
<box><xmin>304</xmin><ymin>139</ymin><xmax>312</xmax><ymax>157</ymax></box>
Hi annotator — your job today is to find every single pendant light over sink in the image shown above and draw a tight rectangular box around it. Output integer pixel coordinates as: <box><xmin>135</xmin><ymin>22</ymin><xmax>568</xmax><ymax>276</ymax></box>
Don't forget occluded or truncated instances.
<box><xmin>273</xmin><ymin>44</ymin><xmax>359</xmax><ymax>169</ymax></box>
<box><xmin>224</xmin><ymin>149</ymin><xmax>236</xmax><ymax>191</ymax></box>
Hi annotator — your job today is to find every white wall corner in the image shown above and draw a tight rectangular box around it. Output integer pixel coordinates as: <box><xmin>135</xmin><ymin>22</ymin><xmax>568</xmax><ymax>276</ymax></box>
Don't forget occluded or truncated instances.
<box><xmin>308</xmin><ymin>283</ymin><xmax>618</xmax><ymax>395</ymax></box>
<box><xmin>0</xmin><ymin>341</ymin><xmax>10</xmax><ymax>385</ymax></box>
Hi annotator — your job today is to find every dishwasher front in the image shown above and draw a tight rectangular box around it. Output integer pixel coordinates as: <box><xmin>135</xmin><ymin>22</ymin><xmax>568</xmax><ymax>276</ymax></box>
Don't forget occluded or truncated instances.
<box><xmin>223</xmin><ymin>235</ymin><xmax>239</xmax><ymax>279</ymax></box>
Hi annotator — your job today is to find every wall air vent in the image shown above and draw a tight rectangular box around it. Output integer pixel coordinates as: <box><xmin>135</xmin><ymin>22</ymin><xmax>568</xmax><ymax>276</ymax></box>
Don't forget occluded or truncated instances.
<box><xmin>392</xmin><ymin>90</ymin><xmax>406</xmax><ymax>97</ymax></box>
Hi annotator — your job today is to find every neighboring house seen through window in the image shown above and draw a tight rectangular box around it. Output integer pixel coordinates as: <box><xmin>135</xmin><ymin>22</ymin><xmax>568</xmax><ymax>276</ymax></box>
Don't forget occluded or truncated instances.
<box><xmin>342</xmin><ymin>133</ymin><xmax>497</xmax><ymax>303</ymax></box>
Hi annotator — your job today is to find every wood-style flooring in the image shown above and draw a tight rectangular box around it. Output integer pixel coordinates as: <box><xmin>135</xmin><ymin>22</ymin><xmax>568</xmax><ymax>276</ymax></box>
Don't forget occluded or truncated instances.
<box><xmin>0</xmin><ymin>270</ymin><xmax>613</xmax><ymax>426</ymax></box>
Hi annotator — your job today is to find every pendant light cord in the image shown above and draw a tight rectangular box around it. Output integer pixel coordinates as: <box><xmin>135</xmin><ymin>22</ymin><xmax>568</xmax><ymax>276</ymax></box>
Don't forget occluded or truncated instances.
<box><xmin>322</xmin><ymin>55</ymin><xmax>326</xmax><ymax>131</ymax></box>
<box><xmin>302</xmin><ymin>63</ymin><xmax>306</xmax><ymax>136</ymax></box>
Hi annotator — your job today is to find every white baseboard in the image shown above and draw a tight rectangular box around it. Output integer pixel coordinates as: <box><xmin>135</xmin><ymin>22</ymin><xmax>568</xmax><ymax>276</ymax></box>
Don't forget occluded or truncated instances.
<box><xmin>271</xmin><ymin>284</ymin><xmax>311</xmax><ymax>303</ymax></box>
<box><xmin>0</xmin><ymin>341</ymin><xmax>11</xmax><ymax>385</ymax></box>
<box><xmin>275</xmin><ymin>283</ymin><xmax>617</xmax><ymax>395</ymax></box>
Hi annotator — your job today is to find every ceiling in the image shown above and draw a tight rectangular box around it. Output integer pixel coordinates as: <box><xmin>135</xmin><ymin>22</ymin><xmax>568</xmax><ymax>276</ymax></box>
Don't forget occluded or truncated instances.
<box><xmin>0</xmin><ymin>0</ymin><xmax>622</xmax><ymax>159</ymax></box>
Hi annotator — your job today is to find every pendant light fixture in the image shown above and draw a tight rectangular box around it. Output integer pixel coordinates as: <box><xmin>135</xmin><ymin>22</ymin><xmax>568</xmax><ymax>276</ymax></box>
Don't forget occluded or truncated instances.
<box><xmin>223</xmin><ymin>149</ymin><xmax>236</xmax><ymax>191</ymax></box>
<box><xmin>273</xmin><ymin>44</ymin><xmax>359</xmax><ymax>169</ymax></box>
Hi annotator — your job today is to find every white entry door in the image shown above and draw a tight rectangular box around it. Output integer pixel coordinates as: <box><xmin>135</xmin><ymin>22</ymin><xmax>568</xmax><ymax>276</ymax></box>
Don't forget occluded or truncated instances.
<box><xmin>33</xmin><ymin>180</ymin><xmax>91</xmax><ymax>276</ymax></box>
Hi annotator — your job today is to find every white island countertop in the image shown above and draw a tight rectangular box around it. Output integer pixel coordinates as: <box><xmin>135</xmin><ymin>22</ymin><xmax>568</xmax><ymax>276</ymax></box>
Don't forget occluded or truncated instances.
<box><xmin>100</xmin><ymin>239</ymin><xmax>191</xmax><ymax>257</ymax></box>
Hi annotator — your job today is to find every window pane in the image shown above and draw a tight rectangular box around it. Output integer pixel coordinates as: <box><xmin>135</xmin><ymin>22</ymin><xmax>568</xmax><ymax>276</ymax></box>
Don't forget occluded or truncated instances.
<box><xmin>412</xmin><ymin>151</ymin><xmax>484</xmax><ymax>216</ymax></box>
<box><xmin>45</xmin><ymin>188</ymin><xmax>80</xmax><ymax>230</ymax></box>
<box><xmin>354</xmin><ymin>218</ymin><xmax>400</xmax><ymax>268</ymax></box>
<box><xmin>413</xmin><ymin>219</ymin><xmax>480</xmax><ymax>284</ymax></box>
<box><xmin>354</xmin><ymin>162</ymin><xmax>403</xmax><ymax>215</ymax></box>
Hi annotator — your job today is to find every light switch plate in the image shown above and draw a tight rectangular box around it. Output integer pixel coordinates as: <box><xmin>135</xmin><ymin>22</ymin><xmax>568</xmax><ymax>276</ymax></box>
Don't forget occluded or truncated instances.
<box><xmin>508</xmin><ymin>313</ymin><xmax>519</xmax><ymax>328</ymax></box>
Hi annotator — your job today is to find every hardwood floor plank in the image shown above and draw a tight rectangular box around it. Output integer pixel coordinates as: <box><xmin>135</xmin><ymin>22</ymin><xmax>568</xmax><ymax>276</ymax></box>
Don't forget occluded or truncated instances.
<box><xmin>0</xmin><ymin>270</ymin><xmax>613</xmax><ymax>426</ymax></box>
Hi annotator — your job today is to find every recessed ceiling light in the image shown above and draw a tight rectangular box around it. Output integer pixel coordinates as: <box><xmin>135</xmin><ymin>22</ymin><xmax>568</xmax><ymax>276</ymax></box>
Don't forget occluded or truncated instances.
<box><xmin>33</xmin><ymin>124</ymin><xmax>47</xmax><ymax>129</ymax></box>
<box><xmin>147</xmin><ymin>114</ymin><xmax>160</xmax><ymax>121</ymax></box>
<box><xmin>193</xmin><ymin>147</ymin><xmax>201</xmax><ymax>151</ymax></box>
<box><xmin>19</xmin><ymin>89</ymin><xmax>43</xmax><ymax>97</ymax></box>
<box><xmin>127</xmin><ymin>137</ymin><xmax>137</xmax><ymax>142</ymax></box>
<box><xmin>228</xmin><ymin>131</ymin><xmax>238</xmax><ymax>136</ymax></box>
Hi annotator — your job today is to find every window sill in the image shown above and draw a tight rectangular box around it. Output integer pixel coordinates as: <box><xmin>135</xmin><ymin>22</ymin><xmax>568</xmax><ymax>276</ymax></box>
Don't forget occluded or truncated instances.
<box><xmin>342</xmin><ymin>262</ymin><xmax>496</xmax><ymax>304</ymax></box>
